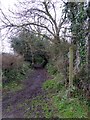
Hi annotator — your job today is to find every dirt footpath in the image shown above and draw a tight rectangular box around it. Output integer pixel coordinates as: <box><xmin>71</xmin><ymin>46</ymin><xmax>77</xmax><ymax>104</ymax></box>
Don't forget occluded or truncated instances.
<box><xmin>2</xmin><ymin>69</ymin><xmax>50</xmax><ymax>118</ymax></box>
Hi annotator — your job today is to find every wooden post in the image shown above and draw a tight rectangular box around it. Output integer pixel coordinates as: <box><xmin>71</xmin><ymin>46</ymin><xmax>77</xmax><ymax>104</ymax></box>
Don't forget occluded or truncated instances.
<box><xmin>69</xmin><ymin>45</ymin><xmax>73</xmax><ymax>89</ymax></box>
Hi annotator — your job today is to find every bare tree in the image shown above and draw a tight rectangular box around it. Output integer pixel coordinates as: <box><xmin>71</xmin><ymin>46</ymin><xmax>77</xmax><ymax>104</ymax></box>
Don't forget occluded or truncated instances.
<box><xmin>0</xmin><ymin>0</ymin><xmax>66</xmax><ymax>44</ymax></box>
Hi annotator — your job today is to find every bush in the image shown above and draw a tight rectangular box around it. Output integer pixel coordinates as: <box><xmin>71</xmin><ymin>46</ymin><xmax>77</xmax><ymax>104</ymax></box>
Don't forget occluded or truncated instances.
<box><xmin>2</xmin><ymin>53</ymin><xmax>30</xmax><ymax>84</ymax></box>
<box><xmin>42</xmin><ymin>71</ymin><xmax>88</xmax><ymax>118</ymax></box>
<box><xmin>43</xmin><ymin>73</ymin><xmax>64</xmax><ymax>92</ymax></box>
<box><xmin>46</xmin><ymin>63</ymin><xmax>58</xmax><ymax>76</ymax></box>
<box><xmin>3</xmin><ymin>80</ymin><xmax>24</xmax><ymax>92</ymax></box>
<box><xmin>3</xmin><ymin>62</ymin><xmax>30</xmax><ymax>83</ymax></box>
<box><xmin>3</xmin><ymin>62</ymin><xmax>30</xmax><ymax>92</ymax></box>
<box><xmin>2</xmin><ymin>53</ymin><xmax>24</xmax><ymax>70</ymax></box>
<box><xmin>43</xmin><ymin>79</ymin><xmax>58</xmax><ymax>91</ymax></box>
<box><xmin>73</xmin><ymin>67</ymin><xmax>90</xmax><ymax>100</ymax></box>
<box><xmin>53</xmin><ymin>95</ymin><xmax>88</xmax><ymax>118</ymax></box>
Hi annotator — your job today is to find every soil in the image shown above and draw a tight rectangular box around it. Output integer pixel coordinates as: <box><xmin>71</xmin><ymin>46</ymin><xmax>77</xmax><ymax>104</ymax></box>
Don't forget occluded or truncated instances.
<box><xmin>2</xmin><ymin>68</ymin><xmax>51</xmax><ymax>118</ymax></box>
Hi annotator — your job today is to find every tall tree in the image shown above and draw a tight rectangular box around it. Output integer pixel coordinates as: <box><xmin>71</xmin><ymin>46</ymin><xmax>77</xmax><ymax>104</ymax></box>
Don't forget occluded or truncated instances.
<box><xmin>0</xmin><ymin>0</ymin><xmax>66</xmax><ymax>45</ymax></box>
<box><xmin>1</xmin><ymin>0</ymin><xmax>68</xmax><ymax>75</ymax></box>
<box><xmin>86</xmin><ymin>1</ymin><xmax>90</xmax><ymax>118</ymax></box>
<box><xmin>64</xmin><ymin>1</ymin><xmax>86</xmax><ymax>89</ymax></box>
<box><xmin>65</xmin><ymin>2</ymin><xmax>78</xmax><ymax>90</ymax></box>
<box><xmin>86</xmin><ymin>1</ymin><xmax>90</xmax><ymax>81</ymax></box>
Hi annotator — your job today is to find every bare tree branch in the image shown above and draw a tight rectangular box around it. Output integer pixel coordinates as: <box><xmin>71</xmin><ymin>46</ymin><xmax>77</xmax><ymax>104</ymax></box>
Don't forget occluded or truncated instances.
<box><xmin>0</xmin><ymin>0</ymin><xmax>66</xmax><ymax>44</ymax></box>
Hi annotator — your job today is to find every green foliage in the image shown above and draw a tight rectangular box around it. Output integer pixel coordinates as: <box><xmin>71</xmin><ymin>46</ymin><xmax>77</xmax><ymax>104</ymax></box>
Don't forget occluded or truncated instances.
<box><xmin>43</xmin><ymin>78</ymin><xmax>87</xmax><ymax>118</ymax></box>
<box><xmin>3</xmin><ymin>62</ymin><xmax>30</xmax><ymax>92</ymax></box>
<box><xmin>43</xmin><ymin>103</ymin><xmax>53</xmax><ymax>118</ymax></box>
<box><xmin>20</xmin><ymin>62</ymin><xmax>31</xmax><ymax>75</ymax></box>
<box><xmin>43</xmin><ymin>79</ymin><xmax>58</xmax><ymax>91</ymax></box>
<box><xmin>11</xmin><ymin>30</ymin><xmax>47</xmax><ymax>63</ymax></box>
<box><xmin>22</xmin><ymin>96</ymin><xmax>53</xmax><ymax>118</ymax></box>
<box><xmin>42</xmin><ymin>70</ymin><xmax>88</xmax><ymax>118</ymax></box>
<box><xmin>4</xmin><ymin>69</ymin><xmax>22</xmax><ymax>82</ymax></box>
<box><xmin>3</xmin><ymin>62</ymin><xmax>30</xmax><ymax>83</ymax></box>
<box><xmin>43</xmin><ymin>73</ymin><xmax>64</xmax><ymax>92</ymax></box>
<box><xmin>74</xmin><ymin>66</ymin><xmax>87</xmax><ymax>82</ymax></box>
<box><xmin>65</xmin><ymin>2</ymin><xmax>86</xmax><ymax>66</ymax></box>
<box><xmin>46</xmin><ymin>63</ymin><xmax>58</xmax><ymax>76</ymax></box>
<box><xmin>53</xmin><ymin>95</ymin><xmax>88</xmax><ymax>118</ymax></box>
<box><xmin>3</xmin><ymin>80</ymin><xmax>24</xmax><ymax>92</ymax></box>
<box><xmin>34</xmin><ymin>54</ymin><xmax>44</xmax><ymax>64</ymax></box>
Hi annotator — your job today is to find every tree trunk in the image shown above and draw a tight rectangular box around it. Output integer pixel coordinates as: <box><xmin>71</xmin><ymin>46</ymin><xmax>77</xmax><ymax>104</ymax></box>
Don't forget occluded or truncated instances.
<box><xmin>86</xmin><ymin>2</ymin><xmax>90</xmax><ymax>118</ymax></box>
<box><xmin>87</xmin><ymin>18</ymin><xmax>90</xmax><ymax>119</ymax></box>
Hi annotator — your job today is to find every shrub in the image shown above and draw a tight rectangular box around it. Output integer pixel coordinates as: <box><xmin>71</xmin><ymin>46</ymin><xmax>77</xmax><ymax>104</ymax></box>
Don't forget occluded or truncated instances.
<box><xmin>2</xmin><ymin>53</ymin><xmax>30</xmax><ymax>84</ymax></box>
<box><xmin>53</xmin><ymin>95</ymin><xmax>88</xmax><ymax>118</ymax></box>
<box><xmin>43</xmin><ymin>73</ymin><xmax>64</xmax><ymax>92</ymax></box>
<box><xmin>2</xmin><ymin>53</ymin><xmax>24</xmax><ymax>70</ymax></box>
<box><xmin>3</xmin><ymin>62</ymin><xmax>30</xmax><ymax>92</ymax></box>
<box><xmin>46</xmin><ymin>63</ymin><xmax>58</xmax><ymax>76</ymax></box>
<box><xmin>43</xmin><ymin>79</ymin><xmax>58</xmax><ymax>91</ymax></box>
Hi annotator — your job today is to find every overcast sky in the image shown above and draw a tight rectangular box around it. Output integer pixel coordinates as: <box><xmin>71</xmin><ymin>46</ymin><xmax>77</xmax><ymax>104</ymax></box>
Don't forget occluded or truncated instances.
<box><xmin>0</xmin><ymin>0</ymin><xmax>64</xmax><ymax>53</ymax></box>
<box><xmin>0</xmin><ymin>0</ymin><xmax>88</xmax><ymax>54</ymax></box>
<box><xmin>0</xmin><ymin>0</ymin><xmax>17</xmax><ymax>53</ymax></box>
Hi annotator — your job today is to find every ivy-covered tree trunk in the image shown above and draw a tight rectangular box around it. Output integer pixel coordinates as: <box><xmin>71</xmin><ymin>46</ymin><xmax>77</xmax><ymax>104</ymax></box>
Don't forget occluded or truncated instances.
<box><xmin>87</xmin><ymin>29</ymin><xmax>90</xmax><ymax>118</ymax></box>
<box><xmin>66</xmin><ymin>1</ymin><xmax>86</xmax><ymax>85</ymax></box>
<box><xmin>87</xmin><ymin>2</ymin><xmax>90</xmax><ymax>81</ymax></box>
<box><xmin>86</xmin><ymin>1</ymin><xmax>90</xmax><ymax>118</ymax></box>
<box><xmin>87</xmin><ymin>20</ymin><xmax>90</xmax><ymax>81</ymax></box>
<box><xmin>66</xmin><ymin>2</ymin><xmax>77</xmax><ymax>92</ymax></box>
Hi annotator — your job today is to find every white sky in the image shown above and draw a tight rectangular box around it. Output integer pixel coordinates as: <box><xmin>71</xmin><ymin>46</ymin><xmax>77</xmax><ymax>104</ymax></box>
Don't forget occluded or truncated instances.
<box><xmin>0</xmin><ymin>0</ymin><xmax>63</xmax><ymax>53</ymax></box>
<box><xmin>0</xmin><ymin>0</ymin><xmax>17</xmax><ymax>11</ymax></box>
<box><xmin>0</xmin><ymin>0</ymin><xmax>17</xmax><ymax>53</ymax></box>
<box><xmin>1</xmin><ymin>0</ymin><xmax>87</xmax><ymax>53</ymax></box>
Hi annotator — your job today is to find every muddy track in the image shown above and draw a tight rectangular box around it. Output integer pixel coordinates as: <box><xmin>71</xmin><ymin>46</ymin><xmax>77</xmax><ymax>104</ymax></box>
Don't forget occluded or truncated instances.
<box><xmin>2</xmin><ymin>69</ymin><xmax>50</xmax><ymax>118</ymax></box>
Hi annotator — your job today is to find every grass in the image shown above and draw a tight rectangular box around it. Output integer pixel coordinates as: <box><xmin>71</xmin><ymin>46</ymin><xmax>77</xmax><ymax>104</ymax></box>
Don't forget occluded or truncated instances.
<box><xmin>43</xmin><ymin>79</ymin><xmax>58</xmax><ymax>91</ymax></box>
<box><xmin>0</xmin><ymin>83</ymin><xmax>2</xmax><ymax>89</ymax></box>
<box><xmin>42</xmin><ymin>73</ymin><xmax>88</xmax><ymax>118</ymax></box>
<box><xmin>43</xmin><ymin>73</ymin><xmax>64</xmax><ymax>92</ymax></box>
<box><xmin>3</xmin><ymin>80</ymin><xmax>24</xmax><ymax>93</ymax></box>
<box><xmin>17</xmin><ymin>72</ymin><xmax>88</xmax><ymax>118</ymax></box>
<box><xmin>52</xmin><ymin>95</ymin><xmax>88</xmax><ymax>118</ymax></box>
<box><xmin>2</xmin><ymin>61</ymin><xmax>89</xmax><ymax>118</ymax></box>
<box><xmin>46</xmin><ymin>63</ymin><xmax>58</xmax><ymax>76</ymax></box>
<box><xmin>17</xmin><ymin>96</ymin><xmax>54</xmax><ymax>118</ymax></box>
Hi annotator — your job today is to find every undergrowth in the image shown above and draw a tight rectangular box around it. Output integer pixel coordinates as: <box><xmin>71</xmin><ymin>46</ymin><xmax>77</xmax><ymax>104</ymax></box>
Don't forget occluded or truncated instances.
<box><xmin>3</xmin><ymin>62</ymin><xmax>30</xmax><ymax>93</ymax></box>
<box><xmin>46</xmin><ymin>63</ymin><xmax>58</xmax><ymax>76</ymax></box>
<box><xmin>52</xmin><ymin>94</ymin><xmax>88</xmax><ymax>118</ymax></box>
<box><xmin>42</xmin><ymin>64</ymin><xmax>88</xmax><ymax>118</ymax></box>
<box><xmin>3</xmin><ymin>62</ymin><xmax>89</xmax><ymax>118</ymax></box>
